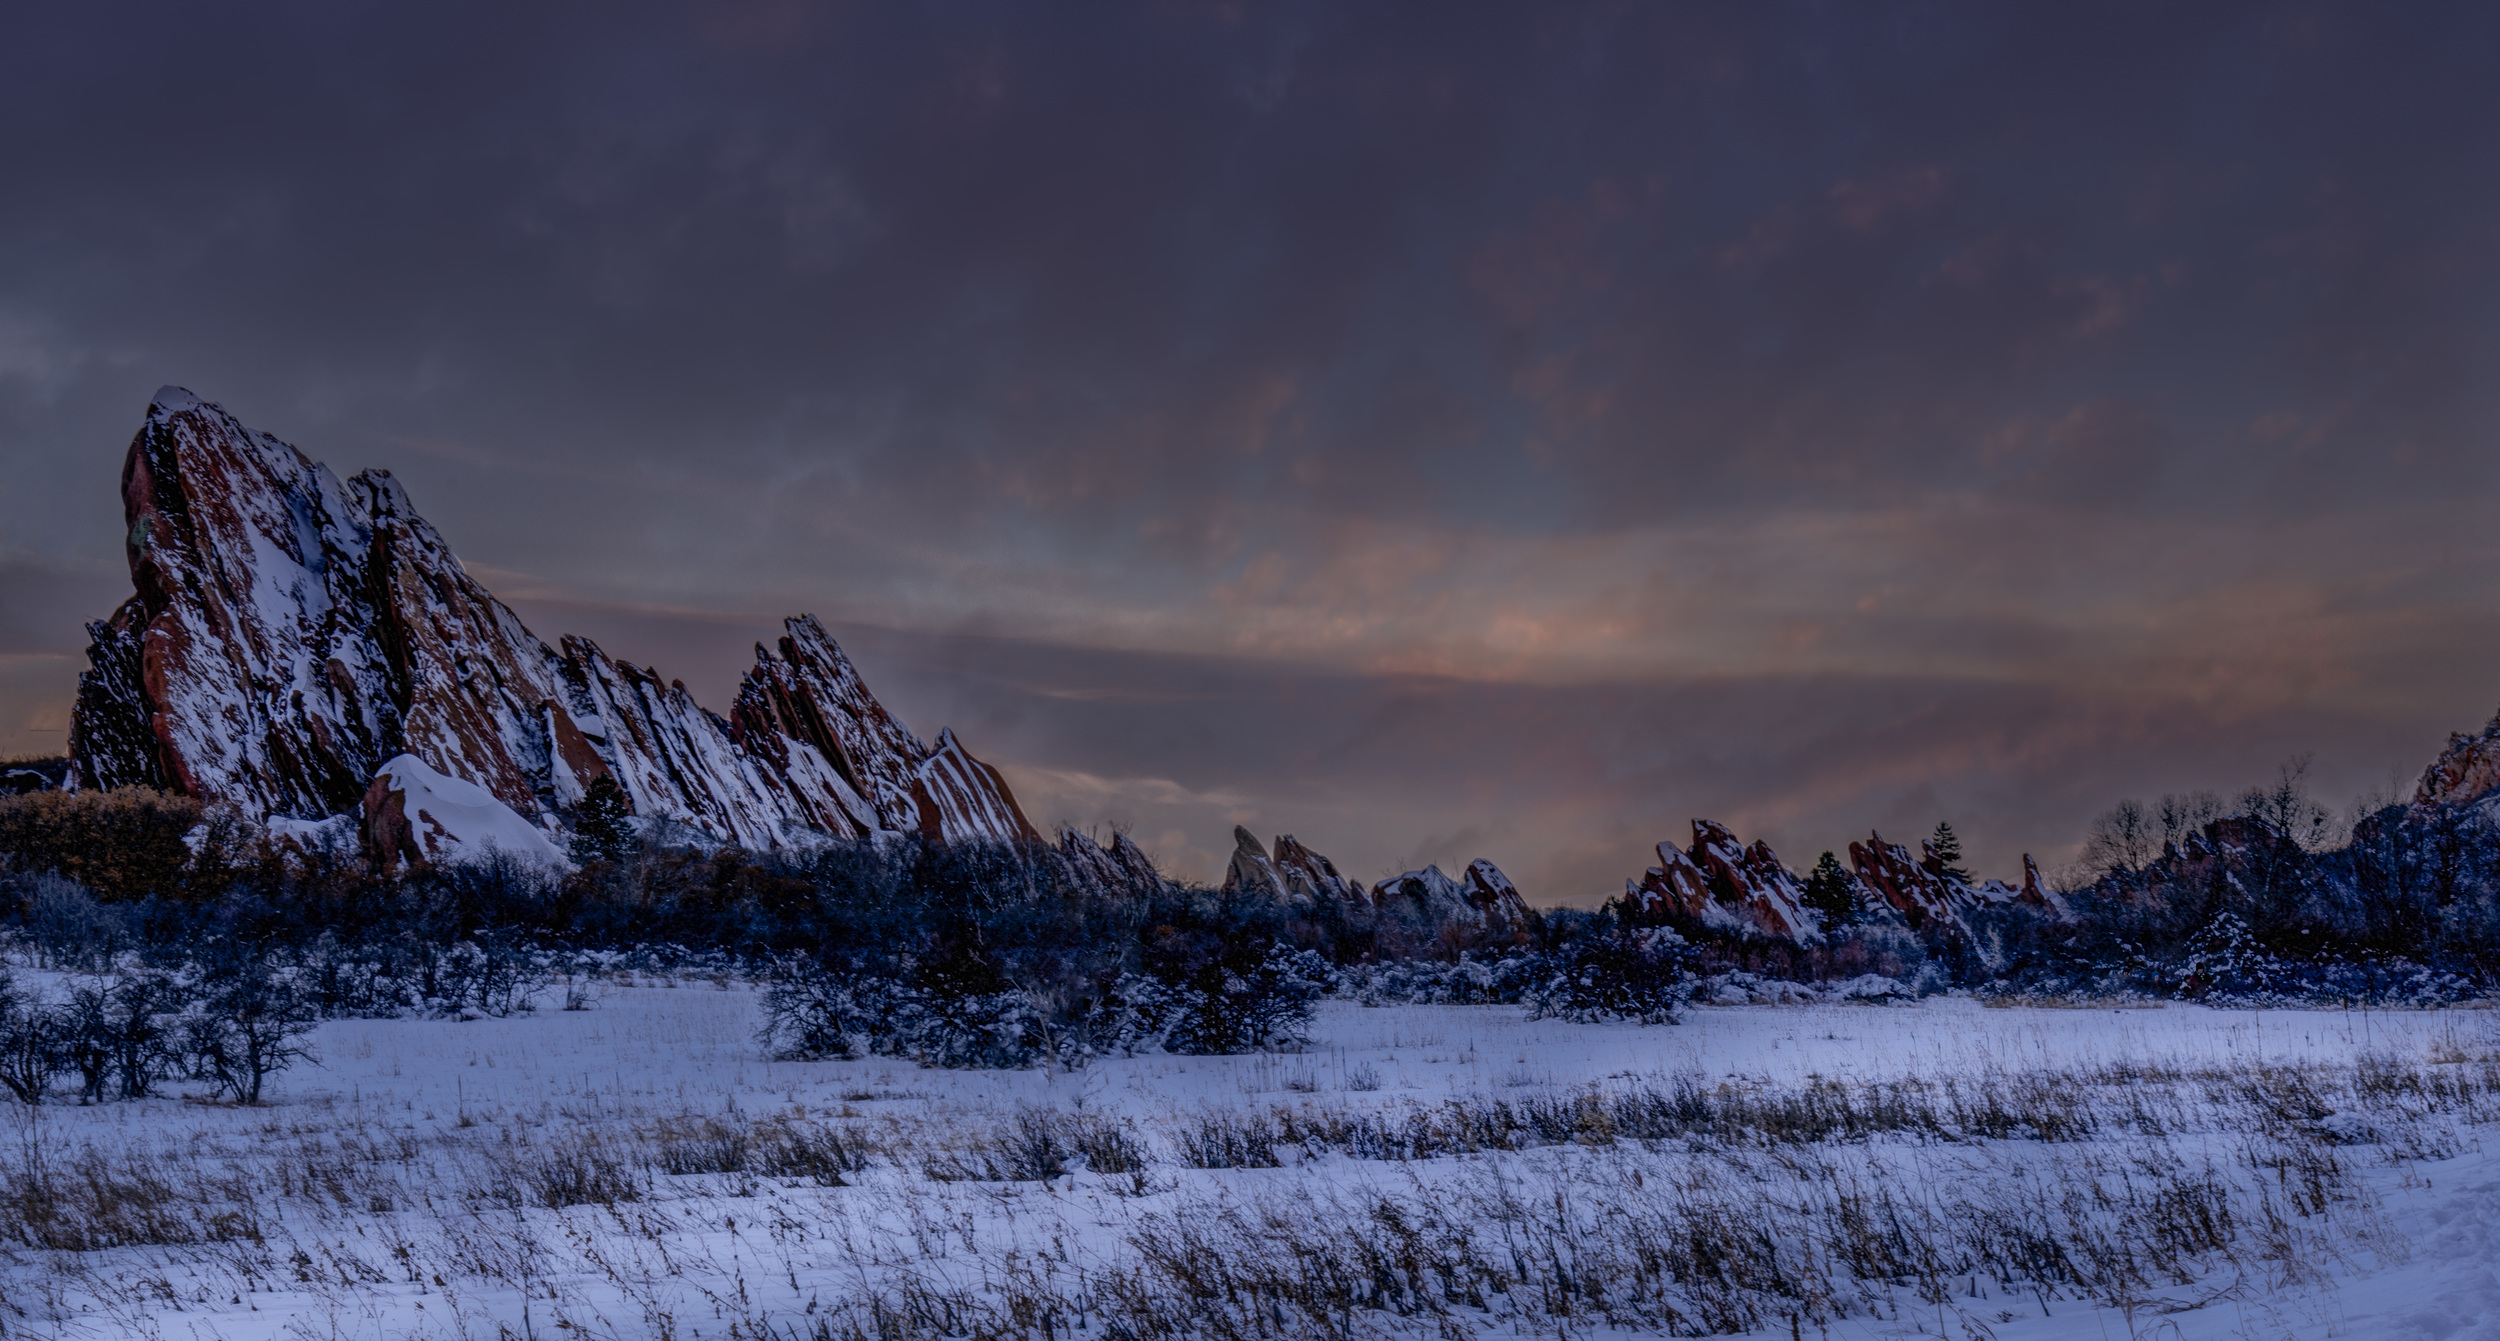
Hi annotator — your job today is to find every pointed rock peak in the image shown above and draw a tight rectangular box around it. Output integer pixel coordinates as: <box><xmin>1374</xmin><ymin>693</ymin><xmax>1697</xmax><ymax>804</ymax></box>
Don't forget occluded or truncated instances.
<box><xmin>1849</xmin><ymin>829</ymin><xmax>1966</xmax><ymax>931</ymax></box>
<box><xmin>1461</xmin><ymin>858</ymin><xmax>1536</xmax><ymax>944</ymax></box>
<box><xmin>1462</xmin><ymin>857</ymin><xmax>1518</xmax><ymax>901</ymax></box>
<box><xmin>1223</xmin><ymin>825</ymin><xmax>1290</xmax><ymax>901</ymax></box>
<box><xmin>150</xmin><ymin>385</ymin><xmax>206</xmax><ymax>415</ymax></box>
<box><xmin>1272</xmin><ymin>833</ymin><xmax>1363</xmax><ymax>904</ymax></box>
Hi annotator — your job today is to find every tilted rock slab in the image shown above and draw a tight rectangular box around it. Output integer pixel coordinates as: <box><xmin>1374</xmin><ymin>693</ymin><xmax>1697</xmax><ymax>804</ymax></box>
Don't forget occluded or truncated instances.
<box><xmin>69</xmin><ymin>388</ymin><xmax>1034</xmax><ymax>850</ymax></box>
<box><xmin>2416</xmin><ymin>708</ymin><xmax>2500</xmax><ymax>809</ymax></box>
<box><xmin>1624</xmin><ymin>819</ymin><xmax>1822</xmax><ymax>943</ymax></box>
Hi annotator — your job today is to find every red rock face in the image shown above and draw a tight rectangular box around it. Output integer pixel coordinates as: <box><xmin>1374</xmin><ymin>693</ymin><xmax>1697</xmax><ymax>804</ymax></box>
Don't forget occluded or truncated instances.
<box><xmin>68</xmin><ymin>389</ymin><xmax>1033</xmax><ymax>849</ymax></box>
<box><xmin>2016</xmin><ymin>854</ymin><xmax>2072</xmax><ymax>920</ymax></box>
<box><xmin>1847</xmin><ymin>831</ymin><xmax>1966</xmax><ymax>929</ymax></box>
<box><xmin>1626</xmin><ymin>820</ymin><xmax>1820</xmax><ymax>942</ymax></box>
<box><xmin>1460</xmin><ymin>858</ymin><xmax>1537</xmax><ymax>946</ymax></box>
<box><xmin>2415</xmin><ymin>710</ymin><xmax>2500</xmax><ymax>808</ymax></box>
<box><xmin>1626</xmin><ymin>841</ymin><xmax>1715</xmax><ymax>922</ymax></box>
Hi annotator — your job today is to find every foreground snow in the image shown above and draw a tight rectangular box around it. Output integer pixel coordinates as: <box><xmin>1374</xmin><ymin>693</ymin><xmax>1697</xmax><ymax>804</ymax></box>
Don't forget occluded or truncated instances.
<box><xmin>0</xmin><ymin>986</ymin><xmax>2494</xmax><ymax>1339</ymax></box>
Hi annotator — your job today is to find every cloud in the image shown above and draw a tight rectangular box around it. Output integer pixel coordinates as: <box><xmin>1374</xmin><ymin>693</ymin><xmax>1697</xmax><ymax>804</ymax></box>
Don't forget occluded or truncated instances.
<box><xmin>0</xmin><ymin>0</ymin><xmax>2495</xmax><ymax>890</ymax></box>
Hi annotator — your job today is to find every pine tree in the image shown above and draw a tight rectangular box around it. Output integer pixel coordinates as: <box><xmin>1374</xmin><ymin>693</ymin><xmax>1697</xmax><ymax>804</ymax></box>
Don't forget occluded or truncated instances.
<box><xmin>568</xmin><ymin>775</ymin><xmax>635</xmax><ymax>866</ymax></box>
<box><xmin>1802</xmin><ymin>851</ymin><xmax>1857</xmax><ymax>928</ymax></box>
<box><xmin>1927</xmin><ymin>820</ymin><xmax>1971</xmax><ymax>883</ymax></box>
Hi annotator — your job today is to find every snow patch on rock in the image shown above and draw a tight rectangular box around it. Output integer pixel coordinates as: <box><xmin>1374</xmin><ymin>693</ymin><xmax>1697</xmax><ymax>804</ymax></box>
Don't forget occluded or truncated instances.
<box><xmin>362</xmin><ymin>754</ymin><xmax>571</xmax><ymax>873</ymax></box>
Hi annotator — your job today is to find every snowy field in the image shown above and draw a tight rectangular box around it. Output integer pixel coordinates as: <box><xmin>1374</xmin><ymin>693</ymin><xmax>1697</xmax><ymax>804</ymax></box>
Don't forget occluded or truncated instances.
<box><xmin>2</xmin><ymin>981</ymin><xmax>2497</xmax><ymax>1340</ymax></box>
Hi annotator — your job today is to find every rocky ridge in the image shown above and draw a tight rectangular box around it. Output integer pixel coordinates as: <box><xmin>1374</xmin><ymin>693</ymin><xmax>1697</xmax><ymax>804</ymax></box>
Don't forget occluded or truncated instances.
<box><xmin>68</xmin><ymin>388</ymin><xmax>1035</xmax><ymax>857</ymax></box>
<box><xmin>1218</xmin><ymin>827</ymin><xmax>1537</xmax><ymax>948</ymax></box>
<box><xmin>1624</xmin><ymin>818</ymin><xmax>2065</xmax><ymax>944</ymax></box>
<box><xmin>2416</xmin><ymin>708</ymin><xmax>2500</xmax><ymax>810</ymax></box>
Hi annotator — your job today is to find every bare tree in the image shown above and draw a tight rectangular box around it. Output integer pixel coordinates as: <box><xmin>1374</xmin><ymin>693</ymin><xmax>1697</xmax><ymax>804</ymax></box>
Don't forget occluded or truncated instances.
<box><xmin>188</xmin><ymin>952</ymin><xmax>320</xmax><ymax>1105</ymax></box>
<box><xmin>2081</xmin><ymin>798</ymin><xmax>2157</xmax><ymax>876</ymax></box>
<box><xmin>2239</xmin><ymin>755</ymin><xmax>2336</xmax><ymax>851</ymax></box>
<box><xmin>2156</xmin><ymin>791</ymin><xmax>2224</xmax><ymax>852</ymax></box>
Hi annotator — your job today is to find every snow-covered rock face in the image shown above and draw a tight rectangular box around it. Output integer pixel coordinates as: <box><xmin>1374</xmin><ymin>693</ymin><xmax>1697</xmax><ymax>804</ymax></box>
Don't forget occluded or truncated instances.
<box><xmin>1222</xmin><ymin>827</ymin><xmax>1370</xmax><ymax>906</ymax></box>
<box><xmin>2416</xmin><ymin>709</ymin><xmax>2500</xmax><ymax>808</ymax></box>
<box><xmin>1847</xmin><ymin>831</ymin><xmax>1966</xmax><ymax>930</ymax></box>
<box><xmin>68</xmin><ymin>389</ymin><xmax>1034</xmax><ymax>850</ymax></box>
<box><xmin>362</xmin><ymin>754</ymin><xmax>570</xmax><ymax>872</ymax></box>
<box><xmin>1626</xmin><ymin>819</ymin><xmax>1822</xmax><ymax>942</ymax></box>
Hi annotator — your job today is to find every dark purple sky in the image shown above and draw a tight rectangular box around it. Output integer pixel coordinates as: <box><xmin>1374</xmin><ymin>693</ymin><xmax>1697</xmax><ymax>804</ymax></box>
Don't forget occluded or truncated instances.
<box><xmin>4</xmin><ymin>2</ymin><xmax>2498</xmax><ymax>895</ymax></box>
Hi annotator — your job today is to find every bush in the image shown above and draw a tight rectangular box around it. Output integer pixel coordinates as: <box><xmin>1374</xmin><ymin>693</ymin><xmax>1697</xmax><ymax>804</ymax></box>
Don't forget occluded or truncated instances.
<box><xmin>425</xmin><ymin>936</ymin><xmax>546</xmax><ymax>1018</ymax></box>
<box><xmin>0</xmin><ymin>788</ymin><xmax>200</xmax><ymax>900</ymax></box>
<box><xmin>186</xmin><ymin>950</ymin><xmax>320</xmax><ymax>1104</ymax></box>
<box><xmin>1526</xmin><ymin>925</ymin><xmax>1695</xmax><ymax>1025</ymax></box>
<box><xmin>19</xmin><ymin>874</ymin><xmax>130</xmax><ymax>971</ymax></box>
<box><xmin>0</xmin><ymin>970</ymin><xmax>64</xmax><ymax>1103</ymax></box>
<box><xmin>1160</xmin><ymin>944</ymin><xmax>1330</xmax><ymax>1054</ymax></box>
<box><xmin>101</xmin><ymin>968</ymin><xmax>189</xmax><ymax>1101</ymax></box>
<box><xmin>756</xmin><ymin>959</ymin><xmax>1068</xmax><ymax>1069</ymax></box>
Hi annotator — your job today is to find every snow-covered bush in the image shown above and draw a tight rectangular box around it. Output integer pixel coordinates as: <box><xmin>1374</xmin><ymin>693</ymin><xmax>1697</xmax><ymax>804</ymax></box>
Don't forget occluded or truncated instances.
<box><xmin>756</xmin><ymin>960</ymin><xmax>1068</xmax><ymax>1069</ymax></box>
<box><xmin>1526</xmin><ymin>927</ymin><xmax>1695</xmax><ymax>1025</ymax></box>
<box><xmin>2176</xmin><ymin>912</ymin><xmax>2287</xmax><ymax>1002</ymax></box>
<box><xmin>1159</xmin><ymin>943</ymin><xmax>1331</xmax><ymax>1054</ymax></box>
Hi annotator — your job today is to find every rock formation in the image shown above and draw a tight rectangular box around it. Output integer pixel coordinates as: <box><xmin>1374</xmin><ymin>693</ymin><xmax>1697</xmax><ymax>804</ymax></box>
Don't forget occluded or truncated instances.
<box><xmin>363</xmin><ymin>754</ymin><xmax>570</xmax><ymax>873</ymax></box>
<box><xmin>1846</xmin><ymin>831</ymin><xmax>1967</xmax><ymax>929</ymax></box>
<box><xmin>2415</xmin><ymin>708</ymin><xmax>2500</xmax><ymax>809</ymax></box>
<box><xmin>68</xmin><ymin>388</ymin><xmax>1034</xmax><ymax>852</ymax></box>
<box><xmin>1055</xmin><ymin>827</ymin><xmax>1166</xmax><ymax>897</ymax></box>
<box><xmin>1624</xmin><ymin>819</ymin><xmax>1821</xmax><ymax>941</ymax></box>
<box><xmin>1459</xmin><ymin>858</ymin><xmax>1537</xmax><ymax>946</ymax></box>
<box><xmin>1220</xmin><ymin>827</ymin><xmax>1372</xmax><ymax>907</ymax></box>
<box><xmin>1624</xmin><ymin>820</ymin><xmax>2061</xmax><ymax>941</ymax></box>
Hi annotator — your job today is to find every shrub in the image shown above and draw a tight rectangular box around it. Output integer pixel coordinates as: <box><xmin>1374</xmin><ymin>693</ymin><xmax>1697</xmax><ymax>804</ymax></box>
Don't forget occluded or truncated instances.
<box><xmin>0</xmin><ymin>788</ymin><xmax>200</xmax><ymax>900</ymax></box>
<box><xmin>425</xmin><ymin>936</ymin><xmax>546</xmax><ymax>1018</ymax></box>
<box><xmin>187</xmin><ymin>951</ymin><xmax>320</xmax><ymax>1104</ymax></box>
<box><xmin>101</xmin><ymin>968</ymin><xmax>190</xmax><ymax>1100</ymax></box>
<box><xmin>19</xmin><ymin>874</ymin><xmax>130</xmax><ymax>971</ymax></box>
<box><xmin>1159</xmin><ymin>944</ymin><xmax>1329</xmax><ymax>1055</ymax></box>
<box><xmin>1526</xmin><ymin>925</ymin><xmax>1695</xmax><ymax>1025</ymax></box>
<box><xmin>0</xmin><ymin>970</ymin><xmax>64</xmax><ymax>1104</ymax></box>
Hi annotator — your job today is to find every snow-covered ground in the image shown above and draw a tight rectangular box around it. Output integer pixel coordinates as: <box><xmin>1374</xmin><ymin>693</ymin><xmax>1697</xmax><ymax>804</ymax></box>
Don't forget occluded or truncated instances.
<box><xmin>3</xmin><ymin>982</ymin><xmax>2496</xmax><ymax>1339</ymax></box>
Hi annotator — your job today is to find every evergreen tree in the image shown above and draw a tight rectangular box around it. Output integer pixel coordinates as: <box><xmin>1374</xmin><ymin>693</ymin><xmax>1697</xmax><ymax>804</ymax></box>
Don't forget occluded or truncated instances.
<box><xmin>1802</xmin><ymin>851</ymin><xmax>1858</xmax><ymax>928</ymax></box>
<box><xmin>1927</xmin><ymin>821</ymin><xmax>1971</xmax><ymax>883</ymax></box>
<box><xmin>569</xmin><ymin>775</ymin><xmax>636</xmax><ymax>866</ymax></box>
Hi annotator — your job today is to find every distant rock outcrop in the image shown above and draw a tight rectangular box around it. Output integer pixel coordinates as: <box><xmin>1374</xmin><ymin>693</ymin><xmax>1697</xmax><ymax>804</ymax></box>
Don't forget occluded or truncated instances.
<box><xmin>1374</xmin><ymin>857</ymin><xmax>1537</xmax><ymax>948</ymax></box>
<box><xmin>0</xmin><ymin>757</ymin><xmax>68</xmax><ymax>797</ymax></box>
<box><xmin>1847</xmin><ymin>831</ymin><xmax>1966</xmax><ymax>929</ymax></box>
<box><xmin>67</xmin><ymin>388</ymin><xmax>1034</xmax><ymax>853</ymax></box>
<box><xmin>1625</xmin><ymin>819</ymin><xmax>1821</xmax><ymax>942</ymax></box>
<box><xmin>1221</xmin><ymin>827</ymin><xmax>1374</xmax><ymax>907</ymax></box>
<box><xmin>1056</xmin><ymin>827</ymin><xmax>1166</xmax><ymax>897</ymax></box>
<box><xmin>1624</xmin><ymin>820</ymin><xmax>2061</xmax><ymax>942</ymax></box>
<box><xmin>2416</xmin><ymin>709</ymin><xmax>2500</xmax><ymax>809</ymax></box>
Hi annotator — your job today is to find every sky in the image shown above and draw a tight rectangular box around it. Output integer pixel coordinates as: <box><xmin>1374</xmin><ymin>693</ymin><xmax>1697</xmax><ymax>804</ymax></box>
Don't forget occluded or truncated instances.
<box><xmin>3</xmin><ymin>1</ymin><xmax>2498</xmax><ymax>898</ymax></box>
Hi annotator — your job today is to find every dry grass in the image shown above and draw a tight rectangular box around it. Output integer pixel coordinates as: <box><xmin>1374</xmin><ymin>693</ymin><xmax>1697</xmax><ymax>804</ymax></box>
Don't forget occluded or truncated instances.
<box><xmin>0</xmin><ymin>1050</ymin><xmax>2486</xmax><ymax>1338</ymax></box>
